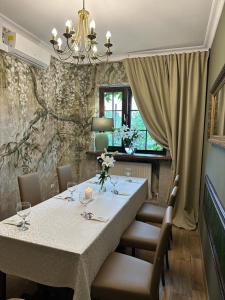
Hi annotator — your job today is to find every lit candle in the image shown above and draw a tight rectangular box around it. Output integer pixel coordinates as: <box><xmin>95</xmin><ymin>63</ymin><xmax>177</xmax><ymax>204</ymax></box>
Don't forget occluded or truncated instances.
<box><xmin>65</xmin><ymin>20</ymin><xmax>72</xmax><ymax>33</ymax></box>
<box><xmin>51</xmin><ymin>28</ymin><xmax>58</xmax><ymax>40</ymax></box>
<box><xmin>90</xmin><ymin>20</ymin><xmax>96</xmax><ymax>34</ymax></box>
<box><xmin>106</xmin><ymin>31</ymin><xmax>111</xmax><ymax>43</ymax></box>
<box><xmin>57</xmin><ymin>38</ymin><xmax>62</xmax><ymax>50</ymax></box>
<box><xmin>93</xmin><ymin>45</ymin><xmax>98</xmax><ymax>54</ymax></box>
<box><xmin>85</xmin><ymin>187</ymin><xmax>93</xmax><ymax>200</ymax></box>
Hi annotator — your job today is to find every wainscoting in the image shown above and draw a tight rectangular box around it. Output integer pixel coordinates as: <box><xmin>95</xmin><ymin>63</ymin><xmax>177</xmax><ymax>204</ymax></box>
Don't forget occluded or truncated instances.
<box><xmin>200</xmin><ymin>175</ymin><xmax>225</xmax><ymax>300</ymax></box>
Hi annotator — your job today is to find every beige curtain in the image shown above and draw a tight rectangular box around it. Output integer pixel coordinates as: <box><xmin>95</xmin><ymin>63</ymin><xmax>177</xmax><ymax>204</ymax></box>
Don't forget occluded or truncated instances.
<box><xmin>123</xmin><ymin>51</ymin><xmax>209</xmax><ymax>230</ymax></box>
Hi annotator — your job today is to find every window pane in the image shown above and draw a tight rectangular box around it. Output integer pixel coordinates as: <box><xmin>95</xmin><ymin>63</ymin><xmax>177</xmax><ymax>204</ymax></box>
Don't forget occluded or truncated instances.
<box><xmin>104</xmin><ymin>92</ymin><xmax>113</xmax><ymax>110</ymax></box>
<box><xmin>147</xmin><ymin>132</ymin><xmax>163</xmax><ymax>150</ymax></box>
<box><xmin>113</xmin><ymin>111</ymin><xmax>122</xmax><ymax>128</ymax></box>
<box><xmin>104</xmin><ymin>111</ymin><xmax>112</xmax><ymax>118</ymax></box>
<box><xmin>131</xmin><ymin>97</ymin><xmax>138</xmax><ymax>110</ymax></box>
<box><xmin>130</xmin><ymin>111</ymin><xmax>146</xmax><ymax>130</ymax></box>
<box><xmin>113</xmin><ymin>92</ymin><xmax>122</xmax><ymax>110</ymax></box>
<box><xmin>133</xmin><ymin>131</ymin><xmax>146</xmax><ymax>150</ymax></box>
<box><xmin>104</xmin><ymin>111</ymin><xmax>122</xmax><ymax>129</ymax></box>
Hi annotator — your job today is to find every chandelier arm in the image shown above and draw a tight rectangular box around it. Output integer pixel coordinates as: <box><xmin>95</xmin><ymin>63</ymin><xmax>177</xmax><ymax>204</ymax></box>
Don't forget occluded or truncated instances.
<box><xmin>56</xmin><ymin>51</ymin><xmax>74</xmax><ymax>61</ymax></box>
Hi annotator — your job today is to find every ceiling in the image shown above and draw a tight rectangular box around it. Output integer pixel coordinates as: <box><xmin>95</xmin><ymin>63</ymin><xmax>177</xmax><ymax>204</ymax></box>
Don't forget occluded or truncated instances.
<box><xmin>0</xmin><ymin>0</ymin><xmax>216</xmax><ymax>57</ymax></box>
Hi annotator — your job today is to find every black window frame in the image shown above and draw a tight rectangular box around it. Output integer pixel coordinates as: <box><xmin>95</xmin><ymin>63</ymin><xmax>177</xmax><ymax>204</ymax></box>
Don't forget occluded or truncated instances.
<box><xmin>99</xmin><ymin>86</ymin><xmax>166</xmax><ymax>155</ymax></box>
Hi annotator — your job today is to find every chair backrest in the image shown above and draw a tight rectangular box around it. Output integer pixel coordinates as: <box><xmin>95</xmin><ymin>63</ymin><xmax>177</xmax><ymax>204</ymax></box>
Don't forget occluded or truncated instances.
<box><xmin>18</xmin><ymin>172</ymin><xmax>42</xmax><ymax>206</ymax></box>
<box><xmin>149</xmin><ymin>206</ymin><xmax>173</xmax><ymax>298</ymax></box>
<box><xmin>57</xmin><ymin>164</ymin><xmax>73</xmax><ymax>193</ymax></box>
<box><xmin>167</xmin><ymin>185</ymin><xmax>178</xmax><ymax>207</ymax></box>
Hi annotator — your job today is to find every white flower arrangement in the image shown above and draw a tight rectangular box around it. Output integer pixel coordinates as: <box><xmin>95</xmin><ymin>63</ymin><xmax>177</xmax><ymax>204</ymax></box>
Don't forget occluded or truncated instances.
<box><xmin>97</xmin><ymin>149</ymin><xmax>116</xmax><ymax>189</ymax></box>
<box><xmin>117</xmin><ymin>125</ymin><xmax>141</xmax><ymax>147</ymax></box>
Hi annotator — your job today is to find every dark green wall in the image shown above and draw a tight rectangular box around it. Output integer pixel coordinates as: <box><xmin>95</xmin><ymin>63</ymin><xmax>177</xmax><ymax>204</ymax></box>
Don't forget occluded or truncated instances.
<box><xmin>200</xmin><ymin>4</ymin><xmax>225</xmax><ymax>300</ymax></box>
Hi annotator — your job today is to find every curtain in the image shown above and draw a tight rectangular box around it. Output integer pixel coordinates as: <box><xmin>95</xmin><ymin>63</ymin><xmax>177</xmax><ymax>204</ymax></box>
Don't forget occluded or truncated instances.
<box><xmin>123</xmin><ymin>51</ymin><xmax>209</xmax><ymax>230</ymax></box>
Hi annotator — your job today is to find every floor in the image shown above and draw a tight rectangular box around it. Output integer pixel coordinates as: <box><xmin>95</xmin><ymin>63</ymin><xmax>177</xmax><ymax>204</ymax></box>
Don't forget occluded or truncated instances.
<box><xmin>7</xmin><ymin>227</ymin><xmax>208</xmax><ymax>300</ymax></box>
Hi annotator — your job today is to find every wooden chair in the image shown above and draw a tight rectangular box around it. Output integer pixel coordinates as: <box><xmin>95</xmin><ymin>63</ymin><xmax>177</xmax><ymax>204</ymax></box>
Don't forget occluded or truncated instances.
<box><xmin>18</xmin><ymin>172</ymin><xmax>42</xmax><ymax>206</ymax></box>
<box><xmin>91</xmin><ymin>206</ymin><xmax>173</xmax><ymax>300</ymax></box>
<box><xmin>56</xmin><ymin>164</ymin><xmax>73</xmax><ymax>193</ymax></box>
<box><xmin>136</xmin><ymin>175</ymin><xmax>179</xmax><ymax>225</ymax></box>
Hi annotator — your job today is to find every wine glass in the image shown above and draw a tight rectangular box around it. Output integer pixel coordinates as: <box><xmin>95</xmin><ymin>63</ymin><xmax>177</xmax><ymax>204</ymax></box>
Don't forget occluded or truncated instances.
<box><xmin>110</xmin><ymin>177</ymin><xmax>118</xmax><ymax>194</ymax></box>
<box><xmin>124</xmin><ymin>167</ymin><xmax>132</xmax><ymax>182</ymax></box>
<box><xmin>79</xmin><ymin>192</ymin><xmax>91</xmax><ymax>216</ymax></box>
<box><xmin>16</xmin><ymin>202</ymin><xmax>31</xmax><ymax>231</ymax></box>
<box><xmin>67</xmin><ymin>182</ymin><xmax>77</xmax><ymax>201</ymax></box>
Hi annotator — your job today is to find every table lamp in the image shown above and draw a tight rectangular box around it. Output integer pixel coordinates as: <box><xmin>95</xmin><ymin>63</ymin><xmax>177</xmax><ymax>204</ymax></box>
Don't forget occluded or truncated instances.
<box><xmin>91</xmin><ymin>117</ymin><xmax>114</xmax><ymax>151</ymax></box>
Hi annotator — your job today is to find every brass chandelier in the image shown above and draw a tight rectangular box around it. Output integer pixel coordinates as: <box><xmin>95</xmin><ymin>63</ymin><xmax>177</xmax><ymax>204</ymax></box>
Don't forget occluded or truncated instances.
<box><xmin>49</xmin><ymin>0</ymin><xmax>113</xmax><ymax>64</ymax></box>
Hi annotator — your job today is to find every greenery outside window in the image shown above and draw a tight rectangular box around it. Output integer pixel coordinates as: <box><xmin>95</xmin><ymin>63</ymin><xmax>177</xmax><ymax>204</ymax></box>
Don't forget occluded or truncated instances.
<box><xmin>99</xmin><ymin>86</ymin><xmax>165</xmax><ymax>154</ymax></box>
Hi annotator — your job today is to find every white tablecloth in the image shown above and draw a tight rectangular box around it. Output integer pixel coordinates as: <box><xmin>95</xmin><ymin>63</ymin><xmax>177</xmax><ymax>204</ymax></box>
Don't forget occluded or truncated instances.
<box><xmin>0</xmin><ymin>176</ymin><xmax>148</xmax><ymax>300</ymax></box>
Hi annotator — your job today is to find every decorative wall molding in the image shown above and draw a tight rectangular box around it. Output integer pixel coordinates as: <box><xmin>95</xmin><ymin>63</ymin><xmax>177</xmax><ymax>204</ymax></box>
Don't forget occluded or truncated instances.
<box><xmin>204</xmin><ymin>175</ymin><xmax>225</xmax><ymax>299</ymax></box>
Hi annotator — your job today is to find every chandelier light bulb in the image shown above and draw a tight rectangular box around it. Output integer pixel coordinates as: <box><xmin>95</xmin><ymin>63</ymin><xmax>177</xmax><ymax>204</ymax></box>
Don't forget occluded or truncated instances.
<box><xmin>57</xmin><ymin>38</ymin><xmax>62</xmax><ymax>50</ymax></box>
<box><xmin>90</xmin><ymin>20</ymin><xmax>96</xmax><ymax>34</ymax></box>
<box><xmin>65</xmin><ymin>20</ymin><xmax>72</xmax><ymax>33</ymax></box>
<box><xmin>74</xmin><ymin>44</ymin><xmax>79</xmax><ymax>52</ymax></box>
<box><xmin>93</xmin><ymin>45</ymin><xmax>98</xmax><ymax>53</ymax></box>
<box><xmin>106</xmin><ymin>31</ymin><xmax>111</xmax><ymax>42</ymax></box>
<box><xmin>51</xmin><ymin>28</ymin><xmax>58</xmax><ymax>39</ymax></box>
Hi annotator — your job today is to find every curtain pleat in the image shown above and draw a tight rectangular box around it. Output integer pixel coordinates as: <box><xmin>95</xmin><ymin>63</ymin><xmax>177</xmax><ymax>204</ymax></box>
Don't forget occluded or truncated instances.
<box><xmin>123</xmin><ymin>51</ymin><xmax>209</xmax><ymax>229</ymax></box>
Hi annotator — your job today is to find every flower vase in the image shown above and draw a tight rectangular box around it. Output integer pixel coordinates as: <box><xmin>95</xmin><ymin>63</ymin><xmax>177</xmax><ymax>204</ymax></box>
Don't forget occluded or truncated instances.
<box><xmin>125</xmin><ymin>143</ymin><xmax>135</xmax><ymax>155</ymax></box>
<box><xmin>99</xmin><ymin>183</ymin><xmax>107</xmax><ymax>192</ymax></box>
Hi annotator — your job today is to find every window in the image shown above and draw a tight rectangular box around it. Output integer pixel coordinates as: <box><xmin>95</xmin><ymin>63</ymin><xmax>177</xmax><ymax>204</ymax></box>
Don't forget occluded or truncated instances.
<box><xmin>99</xmin><ymin>86</ymin><xmax>165</xmax><ymax>154</ymax></box>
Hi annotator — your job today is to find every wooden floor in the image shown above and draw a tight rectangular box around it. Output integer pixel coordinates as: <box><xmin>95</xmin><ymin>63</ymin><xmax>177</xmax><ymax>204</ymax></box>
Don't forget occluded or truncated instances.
<box><xmin>7</xmin><ymin>227</ymin><xmax>207</xmax><ymax>300</ymax></box>
<box><xmin>135</xmin><ymin>226</ymin><xmax>208</xmax><ymax>300</ymax></box>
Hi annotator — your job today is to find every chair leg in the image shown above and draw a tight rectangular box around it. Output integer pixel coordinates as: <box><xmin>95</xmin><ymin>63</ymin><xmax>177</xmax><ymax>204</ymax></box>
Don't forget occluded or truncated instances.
<box><xmin>161</xmin><ymin>268</ymin><xmax>165</xmax><ymax>287</ymax></box>
<box><xmin>166</xmin><ymin>249</ymin><xmax>170</xmax><ymax>270</ymax></box>
<box><xmin>170</xmin><ymin>228</ymin><xmax>173</xmax><ymax>241</ymax></box>
<box><xmin>0</xmin><ymin>271</ymin><xmax>6</xmax><ymax>300</ymax></box>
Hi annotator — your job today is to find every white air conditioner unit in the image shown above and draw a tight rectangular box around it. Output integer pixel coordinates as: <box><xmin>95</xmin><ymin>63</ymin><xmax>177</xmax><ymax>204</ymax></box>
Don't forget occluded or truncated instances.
<box><xmin>1</xmin><ymin>30</ymin><xmax>51</xmax><ymax>69</ymax></box>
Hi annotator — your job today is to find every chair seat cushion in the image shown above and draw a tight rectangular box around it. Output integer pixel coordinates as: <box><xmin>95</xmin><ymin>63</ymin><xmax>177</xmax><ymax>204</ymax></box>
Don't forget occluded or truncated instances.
<box><xmin>136</xmin><ymin>203</ymin><xmax>166</xmax><ymax>224</ymax></box>
<box><xmin>92</xmin><ymin>252</ymin><xmax>153</xmax><ymax>300</ymax></box>
<box><xmin>120</xmin><ymin>221</ymin><xmax>160</xmax><ymax>251</ymax></box>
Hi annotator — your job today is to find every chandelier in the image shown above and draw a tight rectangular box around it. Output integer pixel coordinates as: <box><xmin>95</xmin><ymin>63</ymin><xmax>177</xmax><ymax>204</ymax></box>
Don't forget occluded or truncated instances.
<box><xmin>49</xmin><ymin>0</ymin><xmax>113</xmax><ymax>64</ymax></box>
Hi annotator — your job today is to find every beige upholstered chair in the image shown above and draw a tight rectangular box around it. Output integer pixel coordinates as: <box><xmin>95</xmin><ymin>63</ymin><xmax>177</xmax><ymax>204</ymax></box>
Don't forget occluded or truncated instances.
<box><xmin>136</xmin><ymin>176</ymin><xmax>179</xmax><ymax>225</ymax></box>
<box><xmin>18</xmin><ymin>172</ymin><xmax>42</xmax><ymax>206</ymax></box>
<box><xmin>56</xmin><ymin>164</ymin><xmax>73</xmax><ymax>193</ymax></box>
<box><xmin>91</xmin><ymin>207</ymin><xmax>173</xmax><ymax>300</ymax></box>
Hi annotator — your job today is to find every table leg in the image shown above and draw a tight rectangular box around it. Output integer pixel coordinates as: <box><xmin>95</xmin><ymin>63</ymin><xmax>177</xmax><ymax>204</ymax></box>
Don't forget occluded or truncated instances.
<box><xmin>0</xmin><ymin>271</ymin><xmax>6</xmax><ymax>300</ymax></box>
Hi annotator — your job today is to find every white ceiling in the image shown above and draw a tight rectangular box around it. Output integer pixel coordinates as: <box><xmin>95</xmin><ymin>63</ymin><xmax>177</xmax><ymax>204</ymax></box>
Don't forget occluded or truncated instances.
<box><xmin>0</xmin><ymin>0</ymin><xmax>220</xmax><ymax>56</ymax></box>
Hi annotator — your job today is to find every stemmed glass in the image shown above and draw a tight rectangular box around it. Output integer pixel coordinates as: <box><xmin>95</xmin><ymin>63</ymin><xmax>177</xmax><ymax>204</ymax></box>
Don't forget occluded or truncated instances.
<box><xmin>79</xmin><ymin>192</ymin><xmax>91</xmax><ymax>217</ymax></box>
<box><xmin>67</xmin><ymin>182</ymin><xmax>77</xmax><ymax>201</ymax></box>
<box><xmin>16</xmin><ymin>202</ymin><xmax>31</xmax><ymax>231</ymax></box>
<box><xmin>124</xmin><ymin>167</ymin><xmax>132</xmax><ymax>182</ymax></box>
<box><xmin>110</xmin><ymin>177</ymin><xmax>118</xmax><ymax>194</ymax></box>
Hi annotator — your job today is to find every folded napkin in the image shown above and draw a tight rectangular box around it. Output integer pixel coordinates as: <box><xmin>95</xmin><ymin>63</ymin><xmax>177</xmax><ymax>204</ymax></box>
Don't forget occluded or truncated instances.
<box><xmin>81</xmin><ymin>212</ymin><xmax>109</xmax><ymax>222</ymax></box>
<box><xmin>90</xmin><ymin>215</ymin><xmax>109</xmax><ymax>222</ymax></box>
<box><xmin>87</xmin><ymin>180</ymin><xmax>99</xmax><ymax>185</ymax></box>
<box><xmin>54</xmin><ymin>195</ymin><xmax>68</xmax><ymax>200</ymax></box>
<box><xmin>3</xmin><ymin>219</ymin><xmax>30</xmax><ymax>227</ymax></box>
<box><xmin>113</xmin><ymin>191</ymin><xmax>130</xmax><ymax>196</ymax></box>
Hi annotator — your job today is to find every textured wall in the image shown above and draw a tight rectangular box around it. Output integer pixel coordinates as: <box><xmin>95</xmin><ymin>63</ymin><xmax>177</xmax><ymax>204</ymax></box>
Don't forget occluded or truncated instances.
<box><xmin>0</xmin><ymin>52</ymin><xmax>127</xmax><ymax>219</ymax></box>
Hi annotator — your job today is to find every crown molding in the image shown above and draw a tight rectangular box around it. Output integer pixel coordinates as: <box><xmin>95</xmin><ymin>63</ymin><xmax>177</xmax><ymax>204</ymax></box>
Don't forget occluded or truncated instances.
<box><xmin>204</xmin><ymin>0</ymin><xmax>225</xmax><ymax>48</ymax></box>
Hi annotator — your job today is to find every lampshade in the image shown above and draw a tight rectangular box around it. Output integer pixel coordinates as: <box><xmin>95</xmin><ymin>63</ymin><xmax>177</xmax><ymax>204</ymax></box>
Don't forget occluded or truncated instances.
<box><xmin>91</xmin><ymin>117</ymin><xmax>114</xmax><ymax>132</ymax></box>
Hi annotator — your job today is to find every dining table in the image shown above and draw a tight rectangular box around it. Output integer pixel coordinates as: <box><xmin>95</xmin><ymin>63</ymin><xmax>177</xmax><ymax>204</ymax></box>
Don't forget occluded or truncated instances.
<box><xmin>0</xmin><ymin>175</ymin><xmax>148</xmax><ymax>300</ymax></box>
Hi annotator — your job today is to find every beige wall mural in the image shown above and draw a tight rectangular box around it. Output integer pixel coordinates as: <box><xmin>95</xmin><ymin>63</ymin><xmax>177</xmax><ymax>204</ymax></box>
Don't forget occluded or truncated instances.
<box><xmin>0</xmin><ymin>51</ymin><xmax>127</xmax><ymax>219</ymax></box>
